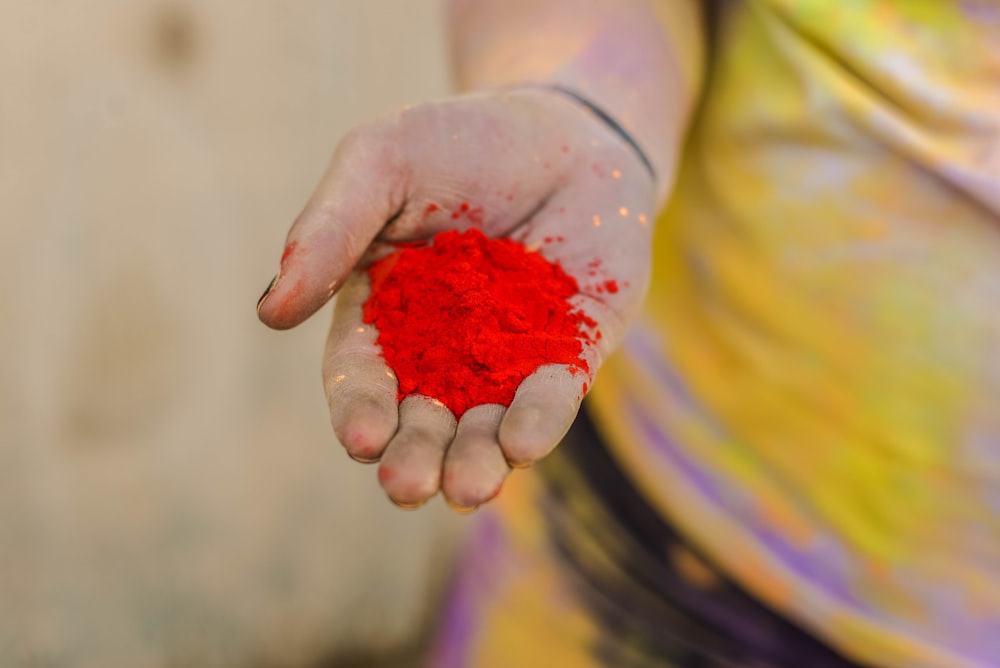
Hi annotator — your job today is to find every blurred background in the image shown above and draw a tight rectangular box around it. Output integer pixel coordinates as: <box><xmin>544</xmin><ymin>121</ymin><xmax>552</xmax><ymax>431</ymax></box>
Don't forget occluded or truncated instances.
<box><xmin>0</xmin><ymin>1</ymin><xmax>463</xmax><ymax>666</ymax></box>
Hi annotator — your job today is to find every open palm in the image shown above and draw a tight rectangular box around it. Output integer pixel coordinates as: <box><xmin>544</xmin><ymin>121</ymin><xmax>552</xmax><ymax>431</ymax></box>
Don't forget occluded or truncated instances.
<box><xmin>258</xmin><ymin>88</ymin><xmax>656</xmax><ymax>510</ymax></box>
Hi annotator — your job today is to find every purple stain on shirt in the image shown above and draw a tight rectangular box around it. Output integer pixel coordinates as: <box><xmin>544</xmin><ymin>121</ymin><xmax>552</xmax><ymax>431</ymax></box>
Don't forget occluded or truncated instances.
<box><xmin>428</xmin><ymin>512</ymin><xmax>507</xmax><ymax>668</ymax></box>
<box><xmin>627</xmin><ymin>398</ymin><xmax>864</xmax><ymax>610</ymax></box>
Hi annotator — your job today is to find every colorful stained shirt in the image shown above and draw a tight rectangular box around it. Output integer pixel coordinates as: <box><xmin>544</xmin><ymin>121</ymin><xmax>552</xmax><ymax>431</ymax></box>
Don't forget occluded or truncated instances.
<box><xmin>589</xmin><ymin>1</ymin><xmax>1000</xmax><ymax>666</ymax></box>
<box><xmin>433</xmin><ymin>2</ymin><xmax>1000</xmax><ymax>667</ymax></box>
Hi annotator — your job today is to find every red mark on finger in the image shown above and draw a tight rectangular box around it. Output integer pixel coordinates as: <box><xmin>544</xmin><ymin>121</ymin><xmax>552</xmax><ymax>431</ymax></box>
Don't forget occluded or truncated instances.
<box><xmin>269</xmin><ymin>275</ymin><xmax>306</xmax><ymax>323</ymax></box>
<box><xmin>280</xmin><ymin>241</ymin><xmax>299</xmax><ymax>270</ymax></box>
<box><xmin>467</xmin><ymin>207</ymin><xmax>484</xmax><ymax>225</ymax></box>
<box><xmin>423</xmin><ymin>203</ymin><xmax>439</xmax><ymax>216</ymax></box>
<box><xmin>604</xmin><ymin>280</ymin><xmax>619</xmax><ymax>294</ymax></box>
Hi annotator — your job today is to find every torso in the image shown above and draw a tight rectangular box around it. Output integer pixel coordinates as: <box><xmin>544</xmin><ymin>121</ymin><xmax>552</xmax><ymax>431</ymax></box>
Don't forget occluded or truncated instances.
<box><xmin>591</xmin><ymin>2</ymin><xmax>1000</xmax><ymax>665</ymax></box>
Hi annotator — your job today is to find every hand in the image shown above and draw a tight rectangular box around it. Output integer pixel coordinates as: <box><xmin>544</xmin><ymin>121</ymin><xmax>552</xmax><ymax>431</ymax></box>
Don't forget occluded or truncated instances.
<box><xmin>257</xmin><ymin>88</ymin><xmax>656</xmax><ymax>510</ymax></box>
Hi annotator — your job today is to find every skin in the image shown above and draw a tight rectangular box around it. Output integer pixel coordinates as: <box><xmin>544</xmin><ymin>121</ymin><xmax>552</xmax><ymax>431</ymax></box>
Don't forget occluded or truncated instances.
<box><xmin>258</xmin><ymin>0</ymin><xmax>704</xmax><ymax>511</ymax></box>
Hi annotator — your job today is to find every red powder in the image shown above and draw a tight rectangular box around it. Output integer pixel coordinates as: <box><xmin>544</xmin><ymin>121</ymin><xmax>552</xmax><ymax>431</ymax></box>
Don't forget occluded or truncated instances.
<box><xmin>363</xmin><ymin>228</ymin><xmax>591</xmax><ymax>418</ymax></box>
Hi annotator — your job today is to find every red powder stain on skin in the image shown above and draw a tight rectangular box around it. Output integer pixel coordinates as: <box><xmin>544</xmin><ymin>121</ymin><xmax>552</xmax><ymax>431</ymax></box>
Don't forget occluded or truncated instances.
<box><xmin>343</xmin><ymin>426</ymin><xmax>384</xmax><ymax>461</ymax></box>
<box><xmin>544</xmin><ymin>237</ymin><xmax>553</xmax><ymax>243</ymax></box>
<box><xmin>543</xmin><ymin>161</ymin><xmax>552</xmax><ymax>169</ymax></box>
<box><xmin>377</xmin><ymin>466</ymin><xmax>396</xmax><ymax>484</ymax></box>
<box><xmin>280</xmin><ymin>241</ymin><xmax>299</xmax><ymax>270</ymax></box>
<box><xmin>591</xmin><ymin>163</ymin><xmax>605</xmax><ymax>178</ymax></box>
<box><xmin>363</xmin><ymin>229</ymin><xmax>592</xmax><ymax>418</ymax></box>
<box><xmin>506</xmin><ymin>194</ymin><xmax>515</xmax><ymax>201</ymax></box>
<box><xmin>423</xmin><ymin>203</ymin><xmax>439</xmax><ymax>216</ymax></box>
<box><xmin>604</xmin><ymin>280</ymin><xmax>619</xmax><ymax>294</ymax></box>
<box><xmin>561</xmin><ymin>145</ymin><xmax>570</xmax><ymax>153</ymax></box>
<box><xmin>449</xmin><ymin>203</ymin><xmax>485</xmax><ymax>225</ymax></box>
<box><xmin>556</xmin><ymin>236</ymin><xmax>564</xmax><ymax>242</ymax></box>
<box><xmin>557</xmin><ymin>207</ymin><xmax>566</xmax><ymax>214</ymax></box>
<box><xmin>271</xmin><ymin>276</ymin><xmax>305</xmax><ymax>323</ymax></box>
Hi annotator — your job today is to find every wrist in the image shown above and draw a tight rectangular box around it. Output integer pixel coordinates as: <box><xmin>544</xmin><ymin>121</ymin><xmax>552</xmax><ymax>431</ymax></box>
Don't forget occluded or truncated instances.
<box><xmin>523</xmin><ymin>83</ymin><xmax>656</xmax><ymax>182</ymax></box>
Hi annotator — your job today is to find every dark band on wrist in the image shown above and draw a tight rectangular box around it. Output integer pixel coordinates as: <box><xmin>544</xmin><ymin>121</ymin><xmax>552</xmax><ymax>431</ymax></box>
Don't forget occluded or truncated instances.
<box><xmin>541</xmin><ymin>84</ymin><xmax>656</xmax><ymax>180</ymax></box>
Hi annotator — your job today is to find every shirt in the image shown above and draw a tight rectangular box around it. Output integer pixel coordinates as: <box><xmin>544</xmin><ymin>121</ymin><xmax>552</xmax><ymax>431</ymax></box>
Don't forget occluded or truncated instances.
<box><xmin>590</xmin><ymin>2</ymin><xmax>1000</xmax><ymax>666</ymax></box>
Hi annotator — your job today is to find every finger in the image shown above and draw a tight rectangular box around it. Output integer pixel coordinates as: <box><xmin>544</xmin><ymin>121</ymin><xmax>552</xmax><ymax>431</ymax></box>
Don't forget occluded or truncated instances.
<box><xmin>377</xmin><ymin>395</ymin><xmax>457</xmax><ymax>508</ymax></box>
<box><xmin>498</xmin><ymin>364</ymin><xmax>589</xmax><ymax>468</ymax></box>
<box><xmin>323</xmin><ymin>273</ymin><xmax>399</xmax><ymax>463</ymax></box>
<box><xmin>441</xmin><ymin>404</ymin><xmax>510</xmax><ymax>512</ymax></box>
<box><xmin>259</xmin><ymin>121</ymin><xmax>408</xmax><ymax>330</ymax></box>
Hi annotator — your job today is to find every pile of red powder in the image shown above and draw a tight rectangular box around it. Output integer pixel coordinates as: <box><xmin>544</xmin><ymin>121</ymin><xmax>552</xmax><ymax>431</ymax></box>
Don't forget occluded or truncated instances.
<box><xmin>362</xmin><ymin>228</ymin><xmax>592</xmax><ymax>418</ymax></box>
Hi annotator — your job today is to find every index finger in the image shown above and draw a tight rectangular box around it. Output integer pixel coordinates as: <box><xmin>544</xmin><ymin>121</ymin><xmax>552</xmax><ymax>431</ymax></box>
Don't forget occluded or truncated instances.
<box><xmin>258</xmin><ymin>122</ymin><xmax>408</xmax><ymax>330</ymax></box>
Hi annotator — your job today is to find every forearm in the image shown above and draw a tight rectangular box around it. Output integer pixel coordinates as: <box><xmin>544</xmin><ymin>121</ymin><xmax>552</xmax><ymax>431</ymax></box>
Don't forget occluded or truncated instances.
<box><xmin>447</xmin><ymin>0</ymin><xmax>704</xmax><ymax>203</ymax></box>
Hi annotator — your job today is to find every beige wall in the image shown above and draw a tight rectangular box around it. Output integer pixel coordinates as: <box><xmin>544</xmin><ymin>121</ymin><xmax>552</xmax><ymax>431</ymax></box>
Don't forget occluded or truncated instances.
<box><xmin>0</xmin><ymin>1</ymin><xmax>461</xmax><ymax>666</ymax></box>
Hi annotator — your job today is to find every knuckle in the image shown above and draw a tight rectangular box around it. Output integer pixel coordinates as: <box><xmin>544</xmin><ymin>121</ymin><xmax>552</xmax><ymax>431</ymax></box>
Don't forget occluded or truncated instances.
<box><xmin>336</xmin><ymin>124</ymin><xmax>376</xmax><ymax>155</ymax></box>
<box><xmin>336</xmin><ymin>119</ymin><xmax>399</xmax><ymax>163</ymax></box>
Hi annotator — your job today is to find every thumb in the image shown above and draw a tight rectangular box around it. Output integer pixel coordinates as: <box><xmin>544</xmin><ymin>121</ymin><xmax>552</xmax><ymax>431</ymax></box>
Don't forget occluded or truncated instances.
<box><xmin>257</xmin><ymin>122</ymin><xmax>407</xmax><ymax>330</ymax></box>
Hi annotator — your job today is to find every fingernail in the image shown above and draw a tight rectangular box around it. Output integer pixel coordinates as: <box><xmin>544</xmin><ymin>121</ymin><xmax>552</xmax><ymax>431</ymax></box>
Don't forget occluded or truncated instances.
<box><xmin>447</xmin><ymin>502</ymin><xmax>480</xmax><ymax>515</ymax></box>
<box><xmin>346</xmin><ymin>450</ymin><xmax>381</xmax><ymax>464</ymax></box>
<box><xmin>389</xmin><ymin>496</ymin><xmax>428</xmax><ymax>510</ymax></box>
<box><xmin>505</xmin><ymin>457</ymin><xmax>533</xmax><ymax>470</ymax></box>
<box><xmin>256</xmin><ymin>275</ymin><xmax>278</xmax><ymax>314</ymax></box>
<box><xmin>444</xmin><ymin>496</ymin><xmax>480</xmax><ymax>514</ymax></box>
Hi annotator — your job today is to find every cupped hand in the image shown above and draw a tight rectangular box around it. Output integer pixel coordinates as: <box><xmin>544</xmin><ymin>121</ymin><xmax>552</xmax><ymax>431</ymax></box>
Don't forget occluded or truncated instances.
<box><xmin>258</xmin><ymin>88</ymin><xmax>656</xmax><ymax>511</ymax></box>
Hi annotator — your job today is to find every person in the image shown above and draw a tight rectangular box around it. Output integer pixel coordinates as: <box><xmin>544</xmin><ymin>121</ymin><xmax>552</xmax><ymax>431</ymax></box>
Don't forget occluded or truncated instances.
<box><xmin>258</xmin><ymin>1</ymin><xmax>1000</xmax><ymax>665</ymax></box>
